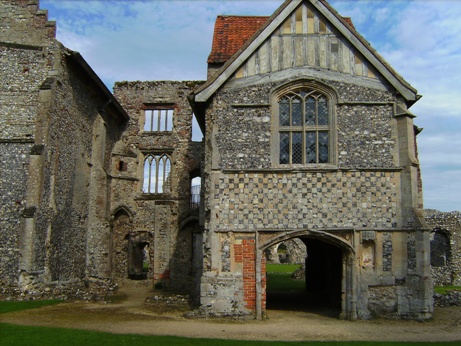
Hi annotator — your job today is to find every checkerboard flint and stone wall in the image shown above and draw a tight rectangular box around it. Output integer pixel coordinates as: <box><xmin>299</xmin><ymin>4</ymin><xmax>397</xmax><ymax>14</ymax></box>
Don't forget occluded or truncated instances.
<box><xmin>210</xmin><ymin>170</ymin><xmax>400</xmax><ymax>231</ymax></box>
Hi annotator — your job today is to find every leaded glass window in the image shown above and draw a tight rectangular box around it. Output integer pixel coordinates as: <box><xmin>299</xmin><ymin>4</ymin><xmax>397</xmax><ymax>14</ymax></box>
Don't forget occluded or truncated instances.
<box><xmin>143</xmin><ymin>154</ymin><xmax>171</xmax><ymax>193</ymax></box>
<box><xmin>278</xmin><ymin>90</ymin><xmax>330</xmax><ymax>164</ymax></box>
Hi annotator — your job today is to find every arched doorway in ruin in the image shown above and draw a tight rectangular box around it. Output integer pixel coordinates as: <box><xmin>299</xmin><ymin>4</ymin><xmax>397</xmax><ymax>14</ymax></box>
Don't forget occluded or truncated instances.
<box><xmin>259</xmin><ymin>230</ymin><xmax>355</xmax><ymax>320</ymax></box>
<box><xmin>111</xmin><ymin>206</ymin><xmax>154</xmax><ymax>281</ymax></box>
<box><xmin>127</xmin><ymin>238</ymin><xmax>150</xmax><ymax>280</ymax></box>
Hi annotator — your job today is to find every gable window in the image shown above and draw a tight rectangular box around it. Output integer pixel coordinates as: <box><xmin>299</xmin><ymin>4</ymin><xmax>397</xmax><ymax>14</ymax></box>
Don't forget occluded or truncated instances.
<box><xmin>143</xmin><ymin>154</ymin><xmax>171</xmax><ymax>193</ymax></box>
<box><xmin>277</xmin><ymin>89</ymin><xmax>330</xmax><ymax>164</ymax></box>
<box><xmin>144</xmin><ymin>107</ymin><xmax>174</xmax><ymax>132</ymax></box>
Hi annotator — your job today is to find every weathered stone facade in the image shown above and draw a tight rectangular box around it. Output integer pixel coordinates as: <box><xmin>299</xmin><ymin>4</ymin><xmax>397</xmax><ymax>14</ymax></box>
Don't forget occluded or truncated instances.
<box><xmin>189</xmin><ymin>0</ymin><xmax>433</xmax><ymax>320</ymax></box>
<box><xmin>0</xmin><ymin>0</ymin><xmax>128</xmax><ymax>296</ymax></box>
<box><xmin>1</xmin><ymin>0</ymin><xmax>458</xmax><ymax>322</ymax></box>
<box><xmin>111</xmin><ymin>81</ymin><xmax>204</xmax><ymax>293</ymax></box>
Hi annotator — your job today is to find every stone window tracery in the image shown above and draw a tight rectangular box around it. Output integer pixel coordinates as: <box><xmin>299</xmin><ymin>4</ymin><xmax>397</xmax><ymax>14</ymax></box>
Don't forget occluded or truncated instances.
<box><xmin>142</xmin><ymin>154</ymin><xmax>171</xmax><ymax>194</ymax></box>
<box><xmin>277</xmin><ymin>89</ymin><xmax>331</xmax><ymax>164</ymax></box>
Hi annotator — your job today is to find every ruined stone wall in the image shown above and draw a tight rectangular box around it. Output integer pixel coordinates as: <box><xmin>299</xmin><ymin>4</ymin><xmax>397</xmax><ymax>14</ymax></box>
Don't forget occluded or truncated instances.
<box><xmin>18</xmin><ymin>49</ymin><xmax>125</xmax><ymax>287</ymax></box>
<box><xmin>425</xmin><ymin>209</ymin><xmax>461</xmax><ymax>286</ymax></box>
<box><xmin>0</xmin><ymin>0</ymin><xmax>56</xmax><ymax>47</ymax></box>
<box><xmin>0</xmin><ymin>44</ymin><xmax>49</xmax><ymax>282</ymax></box>
<box><xmin>0</xmin><ymin>142</ymin><xmax>32</xmax><ymax>283</ymax></box>
<box><xmin>0</xmin><ymin>0</ymin><xmax>57</xmax><ymax>285</ymax></box>
<box><xmin>0</xmin><ymin>0</ymin><xmax>127</xmax><ymax>294</ymax></box>
<box><xmin>112</xmin><ymin>81</ymin><xmax>204</xmax><ymax>291</ymax></box>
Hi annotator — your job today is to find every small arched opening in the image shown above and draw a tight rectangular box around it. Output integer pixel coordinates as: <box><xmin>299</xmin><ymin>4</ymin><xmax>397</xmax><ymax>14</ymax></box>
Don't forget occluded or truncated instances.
<box><xmin>111</xmin><ymin>207</ymin><xmax>133</xmax><ymax>280</ymax></box>
<box><xmin>430</xmin><ymin>229</ymin><xmax>450</xmax><ymax>267</ymax></box>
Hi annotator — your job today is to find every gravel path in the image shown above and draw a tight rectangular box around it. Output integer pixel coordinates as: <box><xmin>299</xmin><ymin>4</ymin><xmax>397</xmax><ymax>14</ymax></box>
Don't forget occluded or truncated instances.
<box><xmin>1</xmin><ymin>285</ymin><xmax>460</xmax><ymax>342</ymax></box>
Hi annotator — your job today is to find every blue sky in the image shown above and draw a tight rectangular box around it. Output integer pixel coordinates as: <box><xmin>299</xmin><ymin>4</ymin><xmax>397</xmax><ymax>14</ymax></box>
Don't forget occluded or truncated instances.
<box><xmin>40</xmin><ymin>0</ymin><xmax>461</xmax><ymax>212</ymax></box>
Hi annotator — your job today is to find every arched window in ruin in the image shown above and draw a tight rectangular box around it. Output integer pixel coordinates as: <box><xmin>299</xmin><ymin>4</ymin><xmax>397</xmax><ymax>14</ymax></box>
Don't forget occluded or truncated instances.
<box><xmin>111</xmin><ymin>208</ymin><xmax>133</xmax><ymax>279</ymax></box>
<box><xmin>430</xmin><ymin>229</ymin><xmax>450</xmax><ymax>267</ymax></box>
<box><xmin>143</xmin><ymin>154</ymin><xmax>171</xmax><ymax>193</ymax></box>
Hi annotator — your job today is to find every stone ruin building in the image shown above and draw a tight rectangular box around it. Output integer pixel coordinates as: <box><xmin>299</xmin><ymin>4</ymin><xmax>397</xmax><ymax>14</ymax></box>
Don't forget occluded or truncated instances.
<box><xmin>425</xmin><ymin>210</ymin><xmax>461</xmax><ymax>287</ymax></box>
<box><xmin>1</xmin><ymin>0</ymin><xmax>459</xmax><ymax>320</ymax></box>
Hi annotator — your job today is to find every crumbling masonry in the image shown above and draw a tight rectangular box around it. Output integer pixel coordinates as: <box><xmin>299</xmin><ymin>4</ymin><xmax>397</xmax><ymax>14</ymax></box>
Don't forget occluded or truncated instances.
<box><xmin>1</xmin><ymin>0</ymin><xmax>459</xmax><ymax>319</ymax></box>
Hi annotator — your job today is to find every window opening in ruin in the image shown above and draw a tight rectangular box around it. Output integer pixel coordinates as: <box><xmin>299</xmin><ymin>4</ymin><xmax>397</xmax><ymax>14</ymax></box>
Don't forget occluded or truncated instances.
<box><xmin>190</xmin><ymin>176</ymin><xmax>201</xmax><ymax>209</ymax></box>
<box><xmin>192</xmin><ymin>113</ymin><xmax>203</xmax><ymax>141</ymax></box>
<box><xmin>278</xmin><ymin>90</ymin><xmax>330</xmax><ymax>164</ymax></box>
<box><xmin>430</xmin><ymin>230</ymin><xmax>450</xmax><ymax>267</ymax></box>
<box><xmin>143</xmin><ymin>154</ymin><xmax>171</xmax><ymax>193</ymax></box>
<box><xmin>116</xmin><ymin>160</ymin><xmax>128</xmax><ymax>171</ymax></box>
<box><xmin>144</xmin><ymin>108</ymin><xmax>174</xmax><ymax>132</ymax></box>
<box><xmin>265</xmin><ymin>238</ymin><xmax>342</xmax><ymax>316</ymax></box>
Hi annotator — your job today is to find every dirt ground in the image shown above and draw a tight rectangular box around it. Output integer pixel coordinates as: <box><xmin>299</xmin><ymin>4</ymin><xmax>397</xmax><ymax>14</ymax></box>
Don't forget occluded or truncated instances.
<box><xmin>1</xmin><ymin>284</ymin><xmax>460</xmax><ymax>342</ymax></box>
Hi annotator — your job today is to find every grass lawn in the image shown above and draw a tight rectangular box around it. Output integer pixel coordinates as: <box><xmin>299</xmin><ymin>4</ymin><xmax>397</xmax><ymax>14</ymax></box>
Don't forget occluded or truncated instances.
<box><xmin>0</xmin><ymin>299</ymin><xmax>62</xmax><ymax>314</ymax></box>
<box><xmin>0</xmin><ymin>323</ymin><xmax>459</xmax><ymax>346</ymax></box>
<box><xmin>266</xmin><ymin>264</ymin><xmax>304</xmax><ymax>292</ymax></box>
<box><xmin>434</xmin><ymin>286</ymin><xmax>461</xmax><ymax>295</ymax></box>
<box><xmin>0</xmin><ymin>296</ymin><xmax>459</xmax><ymax>345</ymax></box>
<box><xmin>266</xmin><ymin>264</ymin><xmax>302</xmax><ymax>274</ymax></box>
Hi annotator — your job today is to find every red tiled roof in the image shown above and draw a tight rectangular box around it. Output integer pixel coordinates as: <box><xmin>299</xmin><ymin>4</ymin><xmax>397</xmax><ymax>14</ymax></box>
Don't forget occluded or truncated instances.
<box><xmin>208</xmin><ymin>16</ymin><xmax>269</xmax><ymax>64</ymax></box>
<box><xmin>342</xmin><ymin>17</ymin><xmax>355</xmax><ymax>30</ymax></box>
<box><xmin>208</xmin><ymin>14</ymin><xmax>356</xmax><ymax>65</ymax></box>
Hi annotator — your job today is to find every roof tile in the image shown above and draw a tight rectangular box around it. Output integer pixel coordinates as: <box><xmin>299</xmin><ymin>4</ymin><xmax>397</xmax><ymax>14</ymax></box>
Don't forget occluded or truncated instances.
<box><xmin>208</xmin><ymin>16</ymin><xmax>269</xmax><ymax>64</ymax></box>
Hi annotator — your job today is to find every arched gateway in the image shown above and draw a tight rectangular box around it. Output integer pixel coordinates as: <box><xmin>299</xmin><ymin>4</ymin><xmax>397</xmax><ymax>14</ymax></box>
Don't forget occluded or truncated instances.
<box><xmin>259</xmin><ymin>230</ymin><xmax>356</xmax><ymax>320</ymax></box>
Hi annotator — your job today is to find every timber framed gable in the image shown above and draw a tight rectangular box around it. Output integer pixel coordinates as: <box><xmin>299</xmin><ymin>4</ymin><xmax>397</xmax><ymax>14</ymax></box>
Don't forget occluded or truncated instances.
<box><xmin>193</xmin><ymin>0</ymin><xmax>418</xmax><ymax>104</ymax></box>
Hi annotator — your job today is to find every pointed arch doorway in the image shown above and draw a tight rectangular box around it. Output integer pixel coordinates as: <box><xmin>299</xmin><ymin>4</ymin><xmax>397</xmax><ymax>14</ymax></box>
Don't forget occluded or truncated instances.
<box><xmin>259</xmin><ymin>230</ymin><xmax>356</xmax><ymax>320</ymax></box>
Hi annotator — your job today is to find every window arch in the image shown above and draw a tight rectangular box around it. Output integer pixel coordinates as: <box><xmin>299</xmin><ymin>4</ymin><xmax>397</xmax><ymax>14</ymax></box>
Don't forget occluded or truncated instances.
<box><xmin>276</xmin><ymin>88</ymin><xmax>332</xmax><ymax>165</ymax></box>
<box><xmin>430</xmin><ymin>229</ymin><xmax>450</xmax><ymax>267</ymax></box>
<box><xmin>143</xmin><ymin>154</ymin><xmax>171</xmax><ymax>193</ymax></box>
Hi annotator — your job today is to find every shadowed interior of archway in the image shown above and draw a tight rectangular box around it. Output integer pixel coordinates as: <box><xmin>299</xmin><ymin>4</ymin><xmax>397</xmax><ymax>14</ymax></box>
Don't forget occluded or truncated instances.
<box><xmin>265</xmin><ymin>238</ymin><xmax>343</xmax><ymax>318</ymax></box>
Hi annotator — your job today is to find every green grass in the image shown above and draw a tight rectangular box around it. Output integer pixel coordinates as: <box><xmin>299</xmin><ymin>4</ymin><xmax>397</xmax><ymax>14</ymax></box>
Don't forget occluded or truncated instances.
<box><xmin>434</xmin><ymin>286</ymin><xmax>461</xmax><ymax>295</ymax></box>
<box><xmin>266</xmin><ymin>264</ymin><xmax>301</xmax><ymax>274</ymax></box>
<box><xmin>266</xmin><ymin>264</ymin><xmax>304</xmax><ymax>292</ymax></box>
<box><xmin>266</xmin><ymin>272</ymin><xmax>305</xmax><ymax>292</ymax></box>
<box><xmin>0</xmin><ymin>299</ymin><xmax>62</xmax><ymax>314</ymax></box>
<box><xmin>0</xmin><ymin>324</ymin><xmax>459</xmax><ymax>346</ymax></box>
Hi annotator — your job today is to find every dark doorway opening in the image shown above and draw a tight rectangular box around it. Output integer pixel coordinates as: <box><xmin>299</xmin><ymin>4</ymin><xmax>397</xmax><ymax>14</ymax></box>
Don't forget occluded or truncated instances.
<box><xmin>266</xmin><ymin>238</ymin><xmax>342</xmax><ymax>317</ymax></box>
<box><xmin>128</xmin><ymin>241</ymin><xmax>149</xmax><ymax>280</ymax></box>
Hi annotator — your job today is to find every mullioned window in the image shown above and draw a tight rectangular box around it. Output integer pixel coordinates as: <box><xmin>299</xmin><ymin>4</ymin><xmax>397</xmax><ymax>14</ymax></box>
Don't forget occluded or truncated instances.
<box><xmin>277</xmin><ymin>89</ymin><xmax>331</xmax><ymax>165</ymax></box>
